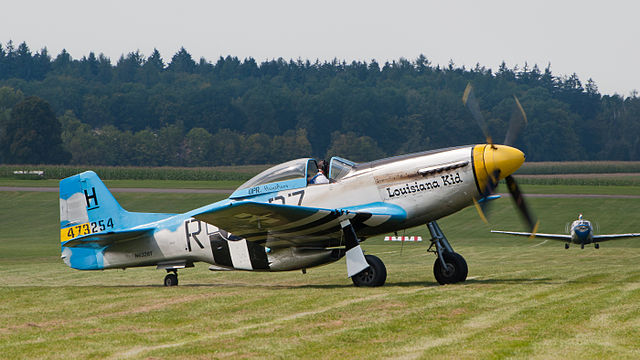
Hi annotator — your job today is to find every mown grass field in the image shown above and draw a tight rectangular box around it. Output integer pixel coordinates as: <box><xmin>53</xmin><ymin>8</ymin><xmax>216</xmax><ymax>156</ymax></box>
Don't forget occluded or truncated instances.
<box><xmin>1</xmin><ymin>184</ymin><xmax>640</xmax><ymax>359</ymax></box>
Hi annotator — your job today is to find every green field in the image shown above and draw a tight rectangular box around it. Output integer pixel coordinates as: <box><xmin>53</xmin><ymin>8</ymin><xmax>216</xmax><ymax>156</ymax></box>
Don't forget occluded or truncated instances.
<box><xmin>0</xmin><ymin>164</ymin><xmax>268</xmax><ymax>181</ymax></box>
<box><xmin>0</xmin><ymin>178</ymin><xmax>243</xmax><ymax>190</ymax></box>
<box><xmin>519</xmin><ymin>161</ymin><xmax>640</xmax><ymax>174</ymax></box>
<box><xmin>1</xmin><ymin>186</ymin><xmax>640</xmax><ymax>359</ymax></box>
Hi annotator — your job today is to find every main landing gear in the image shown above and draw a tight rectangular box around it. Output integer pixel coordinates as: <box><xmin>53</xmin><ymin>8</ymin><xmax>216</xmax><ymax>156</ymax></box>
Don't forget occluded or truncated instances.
<box><xmin>427</xmin><ymin>221</ymin><xmax>468</xmax><ymax>285</ymax></box>
<box><xmin>351</xmin><ymin>254</ymin><xmax>387</xmax><ymax>287</ymax></box>
<box><xmin>565</xmin><ymin>242</ymin><xmax>599</xmax><ymax>249</ymax></box>
<box><xmin>164</xmin><ymin>269</ymin><xmax>178</xmax><ymax>286</ymax></box>
<box><xmin>342</xmin><ymin>218</ymin><xmax>388</xmax><ymax>287</ymax></box>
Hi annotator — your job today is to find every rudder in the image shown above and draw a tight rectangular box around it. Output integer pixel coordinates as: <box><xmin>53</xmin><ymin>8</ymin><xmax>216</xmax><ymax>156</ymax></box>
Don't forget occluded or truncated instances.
<box><xmin>59</xmin><ymin>171</ymin><xmax>127</xmax><ymax>270</ymax></box>
<box><xmin>59</xmin><ymin>171</ymin><xmax>125</xmax><ymax>233</ymax></box>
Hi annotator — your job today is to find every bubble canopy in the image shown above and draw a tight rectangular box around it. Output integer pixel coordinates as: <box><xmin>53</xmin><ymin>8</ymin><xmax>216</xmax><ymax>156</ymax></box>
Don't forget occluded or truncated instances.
<box><xmin>231</xmin><ymin>158</ymin><xmax>314</xmax><ymax>198</ymax></box>
<box><xmin>230</xmin><ymin>157</ymin><xmax>357</xmax><ymax>199</ymax></box>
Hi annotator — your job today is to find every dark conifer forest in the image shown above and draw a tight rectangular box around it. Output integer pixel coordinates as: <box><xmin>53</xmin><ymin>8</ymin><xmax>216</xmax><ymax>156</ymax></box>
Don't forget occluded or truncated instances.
<box><xmin>1</xmin><ymin>41</ymin><xmax>639</xmax><ymax>165</ymax></box>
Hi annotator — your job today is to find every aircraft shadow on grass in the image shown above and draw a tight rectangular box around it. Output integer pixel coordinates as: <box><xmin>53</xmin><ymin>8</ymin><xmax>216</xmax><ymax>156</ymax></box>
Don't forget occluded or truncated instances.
<box><xmin>63</xmin><ymin>277</ymin><xmax>557</xmax><ymax>289</ymax></box>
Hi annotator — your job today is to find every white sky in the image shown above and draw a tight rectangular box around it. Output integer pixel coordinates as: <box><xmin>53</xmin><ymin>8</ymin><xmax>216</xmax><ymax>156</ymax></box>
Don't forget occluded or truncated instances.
<box><xmin>3</xmin><ymin>0</ymin><xmax>638</xmax><ymax>95</ymax></box>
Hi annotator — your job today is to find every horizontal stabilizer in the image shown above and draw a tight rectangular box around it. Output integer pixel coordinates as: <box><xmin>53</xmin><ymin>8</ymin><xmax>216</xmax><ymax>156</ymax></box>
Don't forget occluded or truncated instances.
<box><xmin>61</xmin><ymin>228</ymin><xmax>154</xmax><ymax>248</ymax></box>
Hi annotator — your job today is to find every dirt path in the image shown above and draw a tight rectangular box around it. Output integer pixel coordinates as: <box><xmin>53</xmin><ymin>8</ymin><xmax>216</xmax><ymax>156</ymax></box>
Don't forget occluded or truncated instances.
<box><xmin>518</xmin><ymin>172</ymin><xmax>640</xmax><ymax>179</ymax></box>
<box><xmin>0</xmin><ymin>186</ymin><xmax>234</xmax><ymax>193</ymax></box>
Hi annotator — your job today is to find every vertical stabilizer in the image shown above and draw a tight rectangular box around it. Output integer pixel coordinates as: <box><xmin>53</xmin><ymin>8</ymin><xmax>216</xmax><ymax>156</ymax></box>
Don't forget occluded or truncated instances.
<box><xmin>59</xmin><ymin>171</ymin><xmax>174</xmax><ymax>270</ymax></box>
<box><xmin>59</xmin><ymin>171</ymin><xmax>125</xmax><ymax>231</ymax></box>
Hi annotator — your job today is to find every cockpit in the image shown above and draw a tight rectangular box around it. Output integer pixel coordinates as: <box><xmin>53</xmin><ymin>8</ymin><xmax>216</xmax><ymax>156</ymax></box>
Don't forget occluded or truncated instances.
<box><xmin>230</xmin><ymin>157</ymin><xmax>357</xmax><ymax>198</ymax></box>
<box><xmin>572</xmin><ymin>220</ymin><xmax>592</xmax><ymax>233</ymax></box>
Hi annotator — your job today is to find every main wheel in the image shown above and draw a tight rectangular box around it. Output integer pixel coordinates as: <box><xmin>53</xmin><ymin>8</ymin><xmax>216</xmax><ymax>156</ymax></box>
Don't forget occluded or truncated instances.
<box><xmin>352</xmin><ymin>254</ymin><xmax>387</xmax><ymax>287</ymax></box>
<box><xmin>164</xmin><ymin>273</ymin><xmax>178</xmax><ymax>286</ymax></box>
<box><xmin>594</xmin><ymin>243</ymin><xmax>599</xmax><ymax>249</ymax></box>
<box><xmin>433</xmin><ymin>252</ymin><xmax>468</xmax><ymax>285</ymax></box>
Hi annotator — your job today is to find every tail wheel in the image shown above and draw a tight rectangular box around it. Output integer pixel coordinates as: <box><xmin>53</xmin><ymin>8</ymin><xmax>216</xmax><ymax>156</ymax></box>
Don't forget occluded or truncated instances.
<box><xmin>433</xmin><ymin>252</ymin><xmax>468</xmax><ymax>285</ymax></box>
<box><xmin>352</xmin><ymin>254</ymin><xmax>387</xmax><ymax>287</ymax></box>
<box><xmin>164</xmin><ymin>273</ymin><xmax>178</xmax><ymax>286</ymax></box>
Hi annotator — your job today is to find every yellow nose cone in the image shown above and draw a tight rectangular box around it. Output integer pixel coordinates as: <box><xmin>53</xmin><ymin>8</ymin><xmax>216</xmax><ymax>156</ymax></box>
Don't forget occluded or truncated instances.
<box><xmin>485</xmin><ymin>144</ymin><xmax>525</xmax><ymax>179</ymax></box>
<box><xmin>473</xmin><ymin>144</ymin><xmax>525</xmax><ymax>193</ymax></box>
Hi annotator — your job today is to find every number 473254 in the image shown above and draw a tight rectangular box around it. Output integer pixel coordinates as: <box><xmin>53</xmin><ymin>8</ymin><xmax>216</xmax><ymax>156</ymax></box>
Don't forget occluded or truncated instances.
<box><xmin>62</xmin><ymin>218</ymin><xmax>114</xmax><ymax>242</ymax></box>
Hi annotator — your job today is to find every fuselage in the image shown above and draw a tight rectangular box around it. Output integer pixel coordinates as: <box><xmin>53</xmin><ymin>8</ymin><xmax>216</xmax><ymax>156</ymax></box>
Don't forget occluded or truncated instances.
<box><xmin>64</xmin><ymin>144</ymin><xmax>526</xmax><ymax>272</ymax></box>
<box><xmin>569</xmin><ymin>219</ymin><xmax>593</xmax><ymax>244</ymax></box>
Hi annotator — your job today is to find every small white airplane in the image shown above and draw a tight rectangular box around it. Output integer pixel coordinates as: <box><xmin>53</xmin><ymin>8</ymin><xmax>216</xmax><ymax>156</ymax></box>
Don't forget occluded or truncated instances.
<box><xmin>492</xmin><ymin>214</ymin><xmax>640</xmax><ymax>249</ymax></box>
<box><xmin>59</xmin><ymin>84</ymin><xmax>535</xmax><ymax>286</ymax></box>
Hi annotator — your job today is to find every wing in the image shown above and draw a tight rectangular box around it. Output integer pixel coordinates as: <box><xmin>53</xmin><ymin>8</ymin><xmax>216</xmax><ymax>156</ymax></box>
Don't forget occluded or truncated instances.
<box><xmin>191</xmin><ymin>200</ymin><xmax>404</xmax><ymax>248</ymax></box>
<box><xmin>491</xmin><ymin>230</ymin><xmax>571</xmax><ymax>240</ymax></box>
<box><xmin>593</xmin><ymin>233</ymin><xmax>640</xmax><ymax>242</ymax></box>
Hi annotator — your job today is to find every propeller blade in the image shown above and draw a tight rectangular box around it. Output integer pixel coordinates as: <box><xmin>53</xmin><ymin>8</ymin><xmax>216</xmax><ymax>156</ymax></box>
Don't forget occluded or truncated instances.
<box><xmin>462</xmin><ymin>83</ymin><xmax>492</xmax><ymax>145</ymax></box>
<box><xmin>504</xmin><ymin>175</ymin><xmax>537</xmax><ymax>233</ymax></box>
<box><xmin>503</xmin><ymin>95</ymin><xmax>528</xmax><ymax>146</ymax></box>
<box><xmin>475</xmin><ymin>169</ymin><xmax>500</xmax><ymax>224</ymax></box>
<box><xmin>473</xmin><ymin>198</ymin><xmax>489</xmax><ymax>225</ymax></box>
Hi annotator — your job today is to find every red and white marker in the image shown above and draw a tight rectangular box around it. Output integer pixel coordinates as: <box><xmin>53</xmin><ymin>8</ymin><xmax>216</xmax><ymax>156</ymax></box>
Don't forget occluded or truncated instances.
<box><xmin>384</xmin><ymin>236</ymin><xmax>422</xmax><ymax>242</ymax></box>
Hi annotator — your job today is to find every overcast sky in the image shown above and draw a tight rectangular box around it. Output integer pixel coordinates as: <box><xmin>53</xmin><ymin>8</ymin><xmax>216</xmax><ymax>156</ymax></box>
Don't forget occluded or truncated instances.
<box><xmin>3</xmin><ymin>0</ymin><xmax>638</xmax><ymax>95</ymax></box>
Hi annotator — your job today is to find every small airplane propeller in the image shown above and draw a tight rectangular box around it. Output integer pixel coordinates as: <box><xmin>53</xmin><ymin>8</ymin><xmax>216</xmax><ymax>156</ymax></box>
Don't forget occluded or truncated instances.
<box><xmin>462</xmin><ymin>83</ymin><xmax>493</xmax><ymax>147</ymax></box>
<box><xmin>504</xmin><ymin>96</ymin><xmax>527</xmax><ymax>147</ymax></box>
<box><xmin>463</xmin><ymin>82</ymin><xmax>538</xmax><ymax>234</ymax></box>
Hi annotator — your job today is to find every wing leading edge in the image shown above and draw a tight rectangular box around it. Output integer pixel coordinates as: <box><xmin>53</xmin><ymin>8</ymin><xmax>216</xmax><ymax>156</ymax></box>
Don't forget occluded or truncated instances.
<box><xmin>593</xmin><ymin>233</ymin><xmax>640</xmax><ymax>242</ymax></box>
<box><xmin>492</xmin><ymin>230</ymin><xmax>640</xmax><ymax>242</ymax></box>
<box><xmin>191</xmin><ymin>200</ymin><xmax>406</xmax><ymax>246</ymax></box>
<box><xmin>490</xmin><ymin>230</ymin><xmax>571</xmax><ymax>240</ymax></box>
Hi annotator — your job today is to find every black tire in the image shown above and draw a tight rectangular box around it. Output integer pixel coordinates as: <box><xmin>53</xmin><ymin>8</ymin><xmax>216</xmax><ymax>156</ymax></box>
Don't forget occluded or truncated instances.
<box><xmin>433</xmin><ymin>252</ymin><xmax>468</xmax><ymax>285</ymax></box>
<box><xmin>351</xmin><ymin>255</ymin><xmax>387</xmax><ymax>287</ymax></box>
<box><xmin>164</xmin><ymin>273</ymin><xmax>178</xmax><ymax>286</ymax></box>
<box><xmin>565</xmin><ymin>243</ymin><xmax>569</xmax><ymax>250</ymax></box>
<box><xmin>595</xmin><ymin>243</ymin><xmax>599</xmax><ymax>249</ymax></box>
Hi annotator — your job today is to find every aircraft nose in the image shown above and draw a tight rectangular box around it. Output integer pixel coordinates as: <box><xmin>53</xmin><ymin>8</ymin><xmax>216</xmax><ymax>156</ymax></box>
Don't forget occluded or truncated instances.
<box><xmin>473</xmin><ymin>144</ymin><xmax>525</xmax><ymax>193</ymax></box>
<box><xmin>484</xmin><ymin>144</ymin><xmax>525</xmax><ymax>180</ymax></box>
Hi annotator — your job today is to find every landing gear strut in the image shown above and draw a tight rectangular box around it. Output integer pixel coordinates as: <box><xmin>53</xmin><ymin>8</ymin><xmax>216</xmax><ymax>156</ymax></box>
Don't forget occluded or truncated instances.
<box><xmin>342</xmin><ymin>218</ymin><xmax>388</xmax><ymax>287</ymax></box>
<box><xmin>164</xmin><ymin>269</ymin><xmax>178</xmax><ymax>286</ymax></box>
<box><xmin>427</xmin><ymin>221</ymin><xmax>468</xmax><ymax>285</ymax></box>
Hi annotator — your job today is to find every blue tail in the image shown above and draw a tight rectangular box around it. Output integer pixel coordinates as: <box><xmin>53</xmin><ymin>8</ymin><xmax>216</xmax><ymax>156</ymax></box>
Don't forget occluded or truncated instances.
<box><xmin>59</xmin><ymin>171</ymin><xmax>174</xmax><ymax>269</ymax></box>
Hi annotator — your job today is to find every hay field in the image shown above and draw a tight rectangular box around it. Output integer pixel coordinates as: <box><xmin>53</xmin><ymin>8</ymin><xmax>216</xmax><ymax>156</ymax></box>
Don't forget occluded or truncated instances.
<box><xmin>1</xmin><ymin>186</ymin><xmax>640</xmax><ymax>359</ymax></box>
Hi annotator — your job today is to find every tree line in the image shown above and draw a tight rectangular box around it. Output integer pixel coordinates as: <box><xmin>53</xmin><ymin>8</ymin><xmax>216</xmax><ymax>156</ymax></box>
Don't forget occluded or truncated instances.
<box><xmin>1</xmin><ymin>40</ymin><xmax>639</xmax><ymax>165</ymax></box>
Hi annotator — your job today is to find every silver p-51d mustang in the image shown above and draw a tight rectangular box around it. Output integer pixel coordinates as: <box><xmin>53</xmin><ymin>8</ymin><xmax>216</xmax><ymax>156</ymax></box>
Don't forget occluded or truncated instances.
<box><xmin>59</xmin><ymin>85</ymin><xmax>535</xmax><ymax>286</ymax></box>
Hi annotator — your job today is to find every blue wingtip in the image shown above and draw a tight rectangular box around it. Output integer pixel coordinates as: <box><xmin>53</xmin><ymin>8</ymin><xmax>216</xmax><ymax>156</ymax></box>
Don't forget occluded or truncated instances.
<box><xmin>478</xmin><ymin>194</ymin><xmax>501</xmax><ymax>203</ymax></box>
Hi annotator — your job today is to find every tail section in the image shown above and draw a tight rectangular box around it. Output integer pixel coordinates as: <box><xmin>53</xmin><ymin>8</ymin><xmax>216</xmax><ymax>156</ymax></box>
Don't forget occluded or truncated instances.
<box><xmin>59</xmin><ymin>171</ymin><xmax>174</xmax><ymax>269</ymax></box>
<box><xmin>59</xmin><ymin>171</ymin><xmax>125</xmax><ymax>233</ymax></box>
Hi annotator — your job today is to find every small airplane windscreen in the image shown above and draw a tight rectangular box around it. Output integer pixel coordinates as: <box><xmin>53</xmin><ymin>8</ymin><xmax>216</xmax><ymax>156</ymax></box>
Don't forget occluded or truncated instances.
<box><xmin>329</xmin><ymin>157</ymin><xmax>356</xmax><ymax>181</ymax></box>
<box><xmin>237</xmin><ymin>158</ymin><xmax>310</xmax><ymax>190</ymax></box>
